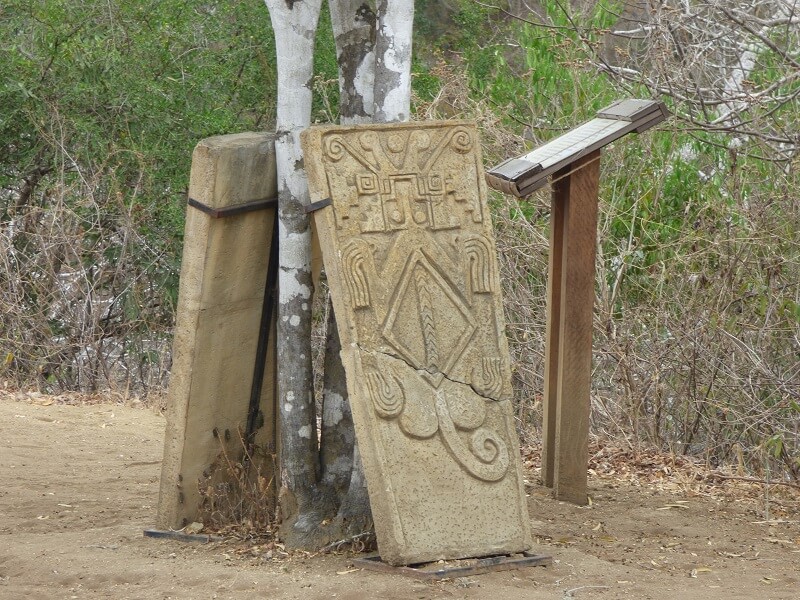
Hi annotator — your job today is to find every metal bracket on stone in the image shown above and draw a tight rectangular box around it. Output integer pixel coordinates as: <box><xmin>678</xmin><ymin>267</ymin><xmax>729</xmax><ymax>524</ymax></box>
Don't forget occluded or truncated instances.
<box><xmin>354</xmin><ymin>552</ymin><xmax>552</xmax><ymax>580</ymax></box>
<box><xmin>486</xmin><ymin>99</ymin><xmax>668</xmax><ymax>196</ymax></box>
<box><xmin>304</xmin><ymin>197</ymin><xmax>332</xmax><ymax>213</ymax></box>
<box><xmin>187</xmin><ymin>195</ymin><xmax>277</xmax><ymax>218</ymax></box>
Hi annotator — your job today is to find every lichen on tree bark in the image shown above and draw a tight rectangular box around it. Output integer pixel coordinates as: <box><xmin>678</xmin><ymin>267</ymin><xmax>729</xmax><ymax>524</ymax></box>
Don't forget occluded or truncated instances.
<box><xmin>264</xmin><ymin>0</ymin><xmax>327</xmax><ymax>547</ymax></box>
<box><xmin>263</xmin><ymin>0</ymin><xmax>414</xmax><ymax>549</ymax></box>
<box><xmin>373</xmin><ymin>0</ymin><xmax>414</xmax><ymax>123</ymax></box>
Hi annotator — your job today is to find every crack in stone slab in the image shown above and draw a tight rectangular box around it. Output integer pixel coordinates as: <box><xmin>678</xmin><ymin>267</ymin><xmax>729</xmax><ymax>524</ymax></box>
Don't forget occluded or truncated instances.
<box><xmin>351</xmin><ymin>343</ymin><xmax>501</xmax><ymax>402</ymax></box>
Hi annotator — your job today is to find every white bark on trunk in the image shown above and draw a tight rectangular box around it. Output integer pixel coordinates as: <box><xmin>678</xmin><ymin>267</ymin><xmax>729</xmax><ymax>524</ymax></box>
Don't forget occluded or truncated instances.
<box><xmin>330</xmin><ymin>0</ymin><xmax>377</xmax><ymax>124</ymax></box>
<box><xmin>373</xmin><ymin>0</ymin><xmax>414</xmax><ymax>122</ymax></box>
<box><xmin>321</xmin><ymin>0</ymin><xmax>379</xmax><ymax>537</ymax></box>
<box><xmin>319</xmin><ymin>307</ymin><xmax>357</xmax><ymax>494</ymax></box>
<box><xmin>264</xmin><ymin>0</ymin><xmax>414</xmax><ymax>547</ymax></box>
<box><xmin>264</xmin><ymin>0</ymin><xmax>324</xmax><ymax>537</ymax></box>
<box><xmin>321</xmin><ymin>0</ymin><xmax>414</xmax><ymax>538</ymax></box>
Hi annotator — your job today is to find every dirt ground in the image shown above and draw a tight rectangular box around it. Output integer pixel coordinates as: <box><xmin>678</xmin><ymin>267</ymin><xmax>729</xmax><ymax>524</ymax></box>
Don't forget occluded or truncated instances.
<box><xmin>1</xmin><ymin>392</ymin><xmax>799</xmax><ymax>600</ymax></box>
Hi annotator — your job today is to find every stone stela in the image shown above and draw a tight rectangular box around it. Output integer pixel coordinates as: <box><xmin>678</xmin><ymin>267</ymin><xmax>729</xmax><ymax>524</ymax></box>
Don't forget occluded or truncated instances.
<box><xmin>302</xmin><ymin>121</ymin><xmax>532</xmax><ymax>566</ymax></box>
<box><xmin>157</xmin><ymin>133</ymin><xmax>278</xmax><ymax>531</ymax></box>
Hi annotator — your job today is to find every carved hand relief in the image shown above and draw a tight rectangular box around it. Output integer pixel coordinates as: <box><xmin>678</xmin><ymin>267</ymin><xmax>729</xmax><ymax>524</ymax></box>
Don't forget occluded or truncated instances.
<box><xmin>364</xmin><ymin>366</ymin><xmax>403</xmax><ymax>419</ymax></box>
<box><xmin>472</xmin><ymin>357</ymin><xmax>505</xmax><ymax>398</ymax></box>
<box><xmin>303</xmin><ymin>121</ymin><xmax>531</xmax><ymax>564</ymax></box>
<box><xmin>464</xmin><ymin>234</ymin><xmax>495</xmax><ymax>294</ymax></box>
<box><xmin>342</xmin><ymin>240</ymin><xmax>373</xmax><ymax>309</ymax></box>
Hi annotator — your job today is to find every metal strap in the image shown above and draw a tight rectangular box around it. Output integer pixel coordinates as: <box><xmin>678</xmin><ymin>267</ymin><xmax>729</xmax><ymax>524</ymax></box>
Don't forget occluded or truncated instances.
<box><xmin>305</xmin><ymin>198</ymin><xmax>332</xmax><ymax>214</ymax></box>
<box><xmin>187</xmin><ymin>196</ymin><xmax>277</xmax><ymax>218</ymax></box>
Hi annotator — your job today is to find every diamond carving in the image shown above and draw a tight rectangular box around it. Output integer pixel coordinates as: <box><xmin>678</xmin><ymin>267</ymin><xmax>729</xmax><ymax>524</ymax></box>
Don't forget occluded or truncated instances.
<box><xmin>382</xmin><ymin>250</ymin><xmax>476</xmax><ymax>380</ymax></box>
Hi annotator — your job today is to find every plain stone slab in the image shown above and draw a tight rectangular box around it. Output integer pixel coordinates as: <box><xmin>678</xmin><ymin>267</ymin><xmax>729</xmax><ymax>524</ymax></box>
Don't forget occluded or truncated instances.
<box><xmin>302</xmin><ymin>121</ymin><xmax>532</xmax><ymax>566</ymax></box>
<box><xmin>158</xmin><ymin>133</ymin><xmax>277</xmax><ymax>529</ymax></box>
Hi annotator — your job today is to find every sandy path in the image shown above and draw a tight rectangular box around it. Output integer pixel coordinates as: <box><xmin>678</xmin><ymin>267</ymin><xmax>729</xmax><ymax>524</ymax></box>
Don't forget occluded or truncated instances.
<box><xmin>1</xmin><ymin>395</ymin><xmax>798</xmax><ymax>599</ymax></box>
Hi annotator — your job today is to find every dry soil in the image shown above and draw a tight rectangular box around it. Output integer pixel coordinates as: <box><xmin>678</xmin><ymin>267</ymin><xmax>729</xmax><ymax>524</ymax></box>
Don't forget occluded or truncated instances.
<box><xmin>1</xmin><ymin>392</ymin><xmax>799</xmax><ymax>600</ymax></box>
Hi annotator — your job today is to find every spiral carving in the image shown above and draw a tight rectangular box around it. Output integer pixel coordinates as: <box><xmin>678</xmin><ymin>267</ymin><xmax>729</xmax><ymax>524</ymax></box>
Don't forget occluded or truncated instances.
<box><xmin>324</xmin><ymin>136</ymin><xmax>346</xmax><ymax>161</ymax></box>
<box><xmin>450</xmin><ymin>128</ymin><xmax>473</xmax><ymax>154</ymax></box>
<box><xmin>470</xmin><ymin>427</ymin><xmax>508</xmax><ymax>467</ymax></box>
<box><xmin>434</xmin><ymin>390</ymin><xmax>509</xmax><ymax>482</ymax></box>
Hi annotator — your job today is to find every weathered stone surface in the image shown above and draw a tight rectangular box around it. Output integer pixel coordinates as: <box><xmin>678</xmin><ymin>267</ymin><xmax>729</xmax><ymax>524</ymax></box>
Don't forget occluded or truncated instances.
<box><xmin>157</xmin><ymin>133</ymin><xmax>277</xmax><ymax>530</ymax></box>
<box><xmin>302</xmin><ymin>121</ymin><xmax>532</xmax><ymax>565</ymax></box>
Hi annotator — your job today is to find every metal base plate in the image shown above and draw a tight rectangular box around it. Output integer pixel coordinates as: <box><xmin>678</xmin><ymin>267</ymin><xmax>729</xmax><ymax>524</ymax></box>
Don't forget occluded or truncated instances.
<box><xmin>143</xmin><ymin>528</ymin><xmax>223</xmax><ymax>543</ymax></box>
<box><xmin>353</xmin><ymin>551</ymin><xmax>552</xmax><ymax>580</ymax></box>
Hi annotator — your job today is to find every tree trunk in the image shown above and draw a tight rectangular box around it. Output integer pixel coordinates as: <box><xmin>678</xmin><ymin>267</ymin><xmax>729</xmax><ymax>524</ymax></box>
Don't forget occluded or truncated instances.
<box><xmin>318</xmin><ymin>0</ymin><xmax>378</xmax><ymax>541</ymax></box>
<box><xmin>264</xmin><ymin>0</ymin><xmax>414</xmax><ymax>549</ymax></box>
<box><xmin>373</xmin><ymin>0</ymin><xmax>414</xmax><ymax>123</ymax></box>
<box><xmin>319</xmin><ymin>307</ymin><xmax>355</xmax><ymax>498</ymax></box>
<box><xmin>317</xmin><ymin>0</ymin><xmax>414</xmax><ymax>541</ymax></box>
<box><xmin>329</xmin><ymin>0</ymin><xmax>376</xmax><ymax>124</ymax></box>
<box><xmin>264</xmin><ymin>0</ymin><xmax>333</xmax><ymax>548</ymax></box>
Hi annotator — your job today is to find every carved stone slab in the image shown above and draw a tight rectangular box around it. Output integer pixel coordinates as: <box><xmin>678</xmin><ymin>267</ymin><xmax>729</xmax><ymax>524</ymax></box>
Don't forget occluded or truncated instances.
<box><xmin>302</xmin><ymin>121</ymin><xmax>532</xmax><ymax>566</ymax></box>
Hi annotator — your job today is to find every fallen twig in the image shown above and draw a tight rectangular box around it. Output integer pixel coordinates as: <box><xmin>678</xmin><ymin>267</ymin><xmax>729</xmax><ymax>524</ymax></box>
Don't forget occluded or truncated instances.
<box><xmin>319</xmin><ymin>531</ymin><xmax>374</xmax><ymax>553</ymax></box>
<box><xmin>564</xmin><ymin>585</ymin><xmax>610</xmax><ymax>597</ymax></box>
<box><xmin>707</xmin><ymin>473</ymin><xmax>800</xmax><ymax>491</ymax></box>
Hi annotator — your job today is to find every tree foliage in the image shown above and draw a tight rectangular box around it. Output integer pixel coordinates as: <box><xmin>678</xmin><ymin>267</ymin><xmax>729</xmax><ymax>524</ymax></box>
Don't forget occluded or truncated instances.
<box><xmin>0</xmin><ymin>0</ymin><xmax>281</xmax><ymax>390</ymax></box>
<box><xmin>427</xmin><ymin>0</ymin><xmax>800</xmax><ymax>480</ymax></box>
<box><xmin>0</xmin><ymin>0</ymin><xmax>797</xmax><ymax>485</ymax></box>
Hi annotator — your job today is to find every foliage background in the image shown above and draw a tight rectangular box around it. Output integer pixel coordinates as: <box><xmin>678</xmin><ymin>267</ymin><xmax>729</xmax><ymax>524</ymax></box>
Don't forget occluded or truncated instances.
<box><xmin>1</xmin><ymin>0</ymin><xmax>798</xmax><ymax>479</ymax></box>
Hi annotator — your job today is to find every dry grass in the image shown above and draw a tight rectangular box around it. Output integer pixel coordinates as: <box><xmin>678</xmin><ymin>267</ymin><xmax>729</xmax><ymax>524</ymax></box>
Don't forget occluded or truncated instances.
<box><xmin>196</xmin><ymin>427</ymin><xmax>278</xmax><ymax>540</ymax></box>
<box><xmin>418</xmin><ymin>61</ymin><xmax>800</xmax><ymax>481</ymax></box>
<box><xmin>0</xmin><ymin>157</ymin><xmax>174</xmax><ymax>399</ymax></box>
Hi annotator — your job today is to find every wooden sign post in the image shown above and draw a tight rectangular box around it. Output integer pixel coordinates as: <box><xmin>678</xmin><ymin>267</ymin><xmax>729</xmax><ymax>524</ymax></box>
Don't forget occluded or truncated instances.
<box><xmin>486</xmin><ymin>100</ymin><xmax>668</xmax><ymax>504</ymax></box>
